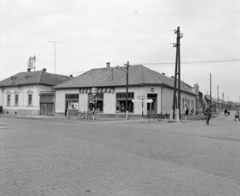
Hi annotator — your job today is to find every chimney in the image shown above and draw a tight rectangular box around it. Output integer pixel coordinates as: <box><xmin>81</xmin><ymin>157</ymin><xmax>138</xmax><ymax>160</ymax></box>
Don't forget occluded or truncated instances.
<box><xmin>106</xmin><ymin>62</ymin><xmax>110</xmax><ymax>68</ymax></box>
<box><xmin>70</xmin><ymin>75</ymin><xmax>73</xmax><ymax>77</ymax></box>
<box><xmin>42</xmin><ymin>68</ymin><xmax>46</xmax><ymax>72</ymax></box>
<box><xmin>162</xmin><ymin>73</ymin><xmax>165</xmax><ymax>75</ymax></box>
<box><xmin>27</xmin><ymin>68</ymin><xmax>31</xmax><ymax>72</ymax></box>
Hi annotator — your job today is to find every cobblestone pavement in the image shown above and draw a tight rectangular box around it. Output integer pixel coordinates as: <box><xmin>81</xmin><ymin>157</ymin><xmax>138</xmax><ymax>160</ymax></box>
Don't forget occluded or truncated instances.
<box><xmin>0</xmin><ymin>112</ymin><xmax>240</xmax><ymax>196</ymax></box>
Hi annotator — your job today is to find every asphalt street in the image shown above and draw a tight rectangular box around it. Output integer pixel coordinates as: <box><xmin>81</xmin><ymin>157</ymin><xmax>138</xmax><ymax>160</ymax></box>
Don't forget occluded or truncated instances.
<box><xmin>0</xmin><ymin>112</ymin><xmax>240</xmax><ymax>196</ymax></box>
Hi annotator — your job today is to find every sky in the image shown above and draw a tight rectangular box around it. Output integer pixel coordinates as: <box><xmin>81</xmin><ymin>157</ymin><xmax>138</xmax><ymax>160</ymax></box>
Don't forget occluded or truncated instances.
<box><xmin>0</xmin><ymin>0</ymin><xmax>240</xmax><ymax>102</ymax></box>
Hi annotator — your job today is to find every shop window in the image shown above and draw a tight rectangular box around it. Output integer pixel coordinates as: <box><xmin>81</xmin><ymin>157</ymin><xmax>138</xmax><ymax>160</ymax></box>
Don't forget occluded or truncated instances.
<box><xmin>88</xmin><ymin>93</ymin><xmax>104</xmax><ymax>112</ymax></box>
<box><xmin>65</xmin><ymin>94</ymin><xmax>79</xmax><ymax>110</ymax></box>
<box><xmin>68</xmin><ymin>102</ymin><xmax>78</xmax><ymax>110</ymax></box>
<box><xmin>116</xmin><ymin>92</ymin><xmax>134</xmax><ymax>113</ymax></box>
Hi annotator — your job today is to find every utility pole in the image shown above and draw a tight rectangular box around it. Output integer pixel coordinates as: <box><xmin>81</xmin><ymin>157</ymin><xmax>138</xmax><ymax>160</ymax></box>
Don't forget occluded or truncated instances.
<box><xmin>217</xmin><ymin>85</ymin><xmax>219</xmax><ymax>110</ymax></box>
<box><xmin>49</xmin><ymin>41</ymin><xmax>63</xmax><ymax>74</ymax></box>
<box><xmin>210</xmin><ymin>73</ymin><xmax>212</xmax><ymax>105</ymax></box>
<box><xmin>125</xmin><ymin>61</ymin><xmax>129</xmax><ymax>120</ymax></box>
<box><xmin>172</xmin><ymin>26</ymin><xmax>183</xmax><ymax>120</ymax></box>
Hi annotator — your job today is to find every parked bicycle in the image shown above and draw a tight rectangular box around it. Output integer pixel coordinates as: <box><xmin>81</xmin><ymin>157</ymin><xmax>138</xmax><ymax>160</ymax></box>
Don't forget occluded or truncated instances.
<box><xmin>157</xmin><ymin>113</ymin><xmax>169</xmax><ymax>121</ymax></box>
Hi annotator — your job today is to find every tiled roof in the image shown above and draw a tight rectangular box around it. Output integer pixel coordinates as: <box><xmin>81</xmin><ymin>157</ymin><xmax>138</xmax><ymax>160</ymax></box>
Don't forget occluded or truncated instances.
<box><xmin>0</xmin><ymin>70</ymin><xmax>71</xmax><ymax>87</ymax></box>
<box><xmin>54</xmin><ymin>65</ymin><xmax>195</xmax><ymax>95</ymax></box>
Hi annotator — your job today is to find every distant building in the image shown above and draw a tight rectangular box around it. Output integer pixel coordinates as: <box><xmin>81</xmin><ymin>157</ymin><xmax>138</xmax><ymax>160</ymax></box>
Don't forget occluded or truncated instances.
<box><xmin>54</xmin><ymin>63</ymin><xmax>197</xmax><ymax>117</ymax></box>
<box><xmin>0</xmin><ymin>68</ymin><xmax>71</xmax><ymax>115</ymax></box>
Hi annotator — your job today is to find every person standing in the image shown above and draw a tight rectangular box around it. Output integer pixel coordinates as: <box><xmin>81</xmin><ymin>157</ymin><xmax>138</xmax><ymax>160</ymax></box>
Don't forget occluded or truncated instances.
<box><xmin>185</xmin><ymin>107</ymin><xmax>189</xmax><ymax>121</ymax></box>
<box><xmin>235</xmin><ymin>108</ymin><xmax>240</xmax><ymax>121</ymax></box>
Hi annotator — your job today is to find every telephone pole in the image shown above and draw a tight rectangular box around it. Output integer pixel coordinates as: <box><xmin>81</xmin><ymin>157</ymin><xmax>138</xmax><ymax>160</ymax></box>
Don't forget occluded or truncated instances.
<box><xmin>172</xmin><ymin>26</ymin><xmax>183</xmax><ymax>120</ymax></box>
<box><xmin>49</xmin><ymin>41</ymin><xmax>63</xmax><ymax>74</ymax></box>
<box><xmin>217</xmin><ymin>85</ymin><xmax>219</xmax><ymax>110</ymax></box>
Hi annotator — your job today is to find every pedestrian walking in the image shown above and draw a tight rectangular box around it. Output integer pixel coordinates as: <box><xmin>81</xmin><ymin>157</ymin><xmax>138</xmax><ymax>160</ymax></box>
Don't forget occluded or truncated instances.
<box><xmin>185</xmin><ymin>107</ymin><xmax>189</xmax><ymax>122</ymax></box>
<box><xmin>204</xmin><ymin>106</ymin><xmax>212</xmax><ymax>125</ymax></box>
<box><xmin>224</xmin><ymin>109</ymin><xmax>228</xmax><ymax>116</ymax></box>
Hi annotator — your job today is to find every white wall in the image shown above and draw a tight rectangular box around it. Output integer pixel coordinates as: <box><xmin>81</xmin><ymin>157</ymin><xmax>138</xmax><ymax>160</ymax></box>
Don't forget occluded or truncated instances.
<box><xmin>0</xmin><ymin>84</ymin><xmax>53</xmax><ymax>115</ymax></box>
<box><xmin>181</xmin><ymin>92</ymin><xmax>196</xmax><ymax>112</ymax></box>
<box><xmin>0</xmin><ymin>89</ymin><xmax>3</xmax><ymax>106</ymax></box>
<box><xmin>79</xmin><ymin>94</ymin><xmax>88</xmax><ymax>112</ymax></box>
<box><xmin>161</xmin><ymin>88</ymin><xmax>197</xmax><ymax>114</ymax></box>
<box><xmin>103</xmin><ymin>93</ymin><xmax>115</xmax><ymax>113</ymax></box>
<box><xmin>55</xmin><ymin>89</ymin><xmax>79</xmax><ymax>113</ymax></box>
<box><xmin>54</xmin><ymin>86</ymin><xmax>196</xmax><ymax>115</ymax></box>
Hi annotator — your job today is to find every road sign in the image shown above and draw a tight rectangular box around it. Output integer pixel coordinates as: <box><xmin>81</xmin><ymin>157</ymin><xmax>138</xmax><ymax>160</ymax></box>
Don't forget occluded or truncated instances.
<box><xmin>132</xmin><ymin>99</ymin><xmax>153</xmax><ymax>103</ymax></box>
<box><xmin>137</xmin><ymin>95</ymin><xmax>147</xmax><ymax>100</ymax></box>
<box><xmin>144</xmin><ymin>99</ymin><xmax>153</xmax><ymax>103</ymax></box>
<box><xmin>132</xmin><ymin>99</ymin><xmax>142</xmax><ymax>103</ymax></box>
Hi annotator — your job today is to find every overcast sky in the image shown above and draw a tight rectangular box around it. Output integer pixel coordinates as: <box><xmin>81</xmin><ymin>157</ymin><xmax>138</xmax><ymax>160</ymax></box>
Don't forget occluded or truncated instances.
<box><xmin>0</xmin><ymin>0</ymin><xmax>239</xmax><ymax>102</ymax></box>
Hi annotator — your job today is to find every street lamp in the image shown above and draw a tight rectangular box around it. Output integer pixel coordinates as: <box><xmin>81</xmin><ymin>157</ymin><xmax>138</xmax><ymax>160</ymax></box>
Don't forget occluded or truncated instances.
<box><xmin>116</xmin><ymin>61</ymin><xmax>129</xmax><ymax>119</ymax></box>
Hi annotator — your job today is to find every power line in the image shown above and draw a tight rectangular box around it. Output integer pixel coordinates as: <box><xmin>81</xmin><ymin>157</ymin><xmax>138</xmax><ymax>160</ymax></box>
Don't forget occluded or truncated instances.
<box><xmin>141</xmin><ymin>59</ymin><xmax>240</xmax><ymax>65</ymax></box>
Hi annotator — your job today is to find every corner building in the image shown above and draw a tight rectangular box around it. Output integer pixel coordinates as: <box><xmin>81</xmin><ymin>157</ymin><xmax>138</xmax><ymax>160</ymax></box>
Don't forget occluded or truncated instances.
<box><xmin>54</xmin><ymin>64</ymin><xmax>197</xmax><ymax>117</ymax></box>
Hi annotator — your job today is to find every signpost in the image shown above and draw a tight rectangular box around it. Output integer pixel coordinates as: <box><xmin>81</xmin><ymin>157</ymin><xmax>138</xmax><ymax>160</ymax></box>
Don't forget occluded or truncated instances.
<box><xmin>132</xmin><ymin>95</ymin><xmax>153</xmax><ymax>118</ymax></box>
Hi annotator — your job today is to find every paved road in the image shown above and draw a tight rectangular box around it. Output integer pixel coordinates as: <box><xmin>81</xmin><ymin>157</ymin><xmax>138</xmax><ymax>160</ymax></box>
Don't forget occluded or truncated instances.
<box><xmin>0</xmin><ymin>112</ymin><xmax>240</xmax><ymax>196</ymax></box>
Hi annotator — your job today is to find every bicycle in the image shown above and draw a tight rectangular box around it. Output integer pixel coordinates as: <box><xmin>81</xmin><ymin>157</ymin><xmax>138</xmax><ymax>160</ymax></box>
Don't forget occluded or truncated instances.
<box><xmin>157</xmin><ymin>113</ymin><xmax>169</xmax><ymax>121</ymax></box>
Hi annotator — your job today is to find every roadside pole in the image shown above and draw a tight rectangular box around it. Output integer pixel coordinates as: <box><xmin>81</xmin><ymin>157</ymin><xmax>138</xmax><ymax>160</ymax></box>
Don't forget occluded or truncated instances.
<box><xmin>91</xmin><ymin>87</ymin><xmax>96</xmax><ymax>120</ymax></box>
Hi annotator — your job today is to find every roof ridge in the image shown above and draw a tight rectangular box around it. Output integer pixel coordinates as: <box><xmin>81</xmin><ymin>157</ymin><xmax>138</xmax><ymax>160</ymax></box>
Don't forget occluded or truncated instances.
<box><xmin>142</xmin><ymin>66</ymin><xmax>164</xmax><ymax>83</ymax></box>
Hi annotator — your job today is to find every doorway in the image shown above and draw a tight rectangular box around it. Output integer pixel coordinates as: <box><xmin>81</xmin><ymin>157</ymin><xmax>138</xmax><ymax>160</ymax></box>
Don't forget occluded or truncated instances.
<box><xmin>40</xmin><ymin>103</ymin><xmax>54</xmax><ymax>116</ymax></box>
<box><xmin>147</xmin><ymin>94</ymin><xmax>157</xmax><ymax>115</ymax></box>
<box><xmin>39</xmin><ymin>94</ymin><xmax>55</xmax><ymax>116</ymax></box>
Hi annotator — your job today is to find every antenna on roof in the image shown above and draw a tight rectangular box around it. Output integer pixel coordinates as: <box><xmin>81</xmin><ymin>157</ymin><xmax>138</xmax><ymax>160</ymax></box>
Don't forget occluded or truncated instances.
<box><xmin>27</xmin><ymin>56</ymin><xmax>36</xmax><ymax>71</ymax></box>
<box><xmin>49</xmin><ymin>41</ymin><xmax>63</xmax><ymax>74</ymax></box>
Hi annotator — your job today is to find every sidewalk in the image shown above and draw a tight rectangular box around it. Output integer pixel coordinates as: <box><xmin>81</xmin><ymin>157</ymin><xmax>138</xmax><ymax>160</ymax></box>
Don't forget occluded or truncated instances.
<box><xmin>0</xmin><ymin>112</ymin><xmax>220</xmax><ymax>123</ymax></box>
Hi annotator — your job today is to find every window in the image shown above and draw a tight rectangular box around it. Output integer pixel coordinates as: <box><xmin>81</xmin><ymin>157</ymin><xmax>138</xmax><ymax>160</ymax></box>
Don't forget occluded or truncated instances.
<box><xmin>116</xmin><ymin>92</ymin><xmax>134</xmax><ymax>113</ymax></box>
<box><xmin>88</xmin><ymin>93</ymin><xmax>104</xmax><ymax>112</ymax></box>
<box><xmin>7</xmin><ymin>95</ymin><xmax>11</xmax><ymax>106</ymax></box>
<box><xmin>66</xmin><ymin>94</ymin><xmax>79</xmax><ymax>110</ymax></box>
<box><xmin>66</xmin><ymin>94</ymin><xmax>79</xmax><ymax>99</ymax></box>
<box><xmin>28</xmin><ymin>94</ymin><xmax>32</xmax><ymax>106</ymax></box>
<box><xmin>116</xmin><ymin>92</ymin><xmax>134</xmax><ymax>99</ymax></box>
<box><xmin>147</xmin><ymin>101</ymin><xmax>155</xmax><ymax>110</ymax></box>
<box><xmin>15</xmin><ymin>95</ymin><xmax>19</xmax><ymax>106</ymax></box>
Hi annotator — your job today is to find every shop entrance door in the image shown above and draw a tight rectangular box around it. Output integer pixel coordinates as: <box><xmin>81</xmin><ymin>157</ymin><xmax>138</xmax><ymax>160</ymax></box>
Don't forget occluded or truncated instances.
<box><xmin>147</xmin><ymin>94</ymin><xmax>157</xmax><ymax>115</ymax></box>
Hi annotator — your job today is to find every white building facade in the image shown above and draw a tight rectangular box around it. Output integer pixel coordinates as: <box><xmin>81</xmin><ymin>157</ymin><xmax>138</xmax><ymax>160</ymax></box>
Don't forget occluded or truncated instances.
<box><xmin>54</xmin><ymin>65</ymin><xmax>197</xmax><ymax>117</ymax></box>
<box><xmin>0</xmin><ymin>69</ymin><xmax>71</xmax><ymax>116</ymax></box>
